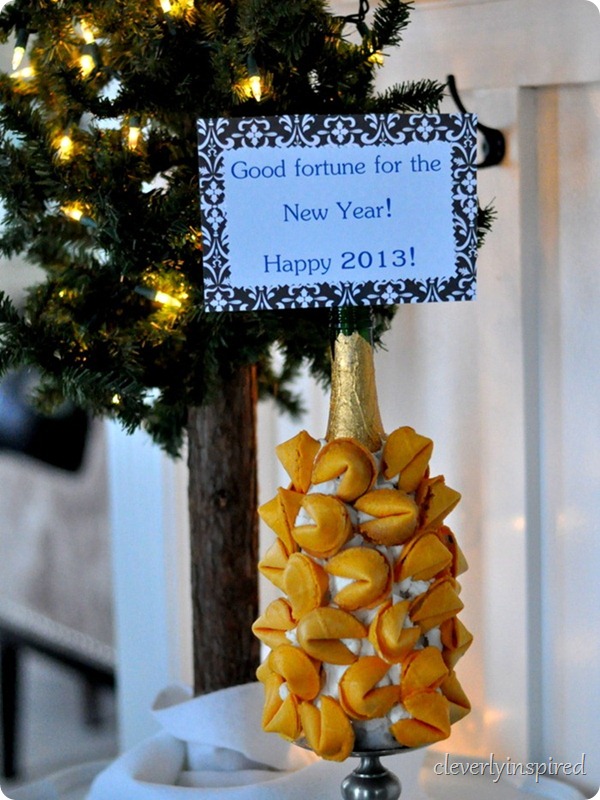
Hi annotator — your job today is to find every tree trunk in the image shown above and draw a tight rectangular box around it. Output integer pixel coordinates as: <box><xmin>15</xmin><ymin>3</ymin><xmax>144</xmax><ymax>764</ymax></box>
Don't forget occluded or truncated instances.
<box><xmin>187</xmin><ymin>364</ymin><xmax>260</xmax><ymax>695</ymax></box>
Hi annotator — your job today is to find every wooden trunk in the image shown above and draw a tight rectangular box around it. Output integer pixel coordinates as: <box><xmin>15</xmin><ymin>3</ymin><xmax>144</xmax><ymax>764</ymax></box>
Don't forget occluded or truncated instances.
<box><xmin>187</xmin><ymin>365</ymin><xmax>260</xmax><ymax>695</ymax></box>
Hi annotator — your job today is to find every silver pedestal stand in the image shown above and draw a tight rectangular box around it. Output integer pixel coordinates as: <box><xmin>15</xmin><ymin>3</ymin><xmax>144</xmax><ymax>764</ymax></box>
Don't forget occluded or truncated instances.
<box><xmin>340</xmin><ymin>746</ymin><xmax>409</xmax><ymax>800</ymax></box>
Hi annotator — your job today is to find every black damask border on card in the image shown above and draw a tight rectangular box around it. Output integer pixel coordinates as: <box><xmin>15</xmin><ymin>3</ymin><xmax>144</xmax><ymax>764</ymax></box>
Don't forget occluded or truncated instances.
<box><xmin>197</xmin><ymin>113</ymin><xmax>478</xmax><ymax>312</ymax></box>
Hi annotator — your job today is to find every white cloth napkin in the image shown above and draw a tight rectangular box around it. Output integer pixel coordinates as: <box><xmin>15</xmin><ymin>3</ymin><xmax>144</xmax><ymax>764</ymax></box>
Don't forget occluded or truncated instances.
<box><xmin>87</xmin><ymin>682</ymin><xmax>429</xmax><ymax>800</ymax></box>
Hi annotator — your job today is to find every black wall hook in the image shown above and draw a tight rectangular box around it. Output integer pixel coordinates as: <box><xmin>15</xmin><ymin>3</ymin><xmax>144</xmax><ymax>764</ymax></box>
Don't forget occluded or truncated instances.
<box><xmin>447</xmin><ymin>74</ymin><xmax>506</xmax><ymax>169</ymax></box>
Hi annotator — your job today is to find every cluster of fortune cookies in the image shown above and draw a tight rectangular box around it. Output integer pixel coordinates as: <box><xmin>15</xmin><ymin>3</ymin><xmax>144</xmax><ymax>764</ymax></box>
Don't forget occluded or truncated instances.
<box><xmin>252</xmin><ymin>426</ymin><xmax>473</xmax><ymax>762</ymax></box>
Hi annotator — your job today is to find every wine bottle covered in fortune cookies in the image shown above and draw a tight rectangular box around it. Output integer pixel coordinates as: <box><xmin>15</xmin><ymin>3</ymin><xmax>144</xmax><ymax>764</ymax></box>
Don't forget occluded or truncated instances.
<box><xmin>325</xmin><ymin>306</ymin><xmax>385</xmax><ymax>453</ymax></box>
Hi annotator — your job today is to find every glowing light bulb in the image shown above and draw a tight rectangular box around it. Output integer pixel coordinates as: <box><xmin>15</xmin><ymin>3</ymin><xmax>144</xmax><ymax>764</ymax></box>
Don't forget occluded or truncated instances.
<box><xmin>188</xmin><ymin>229</ymin><xmax>202</xmax><ymax>249</ymax></box>
<box><xmin>111</xmin><ymin>394</ymin><xmax>121</xmax><ymax>405</ymax></box>
<box><xmin>57</xmin><ymin>134</ymin><xmax>74</xmax><ymax>160</ymax></box>
<box><xmin>12</xmin><ymin>46</ymin><xmax>26</xmax><ymax>70</ymax></box>
<box><xmin>10</xmin><ymin>65</ymin><xmax>35</xmax><ymax>80</ymax></box>
<box><xmin>61</xmin><ymin>204</ymin><xmax>96</xmax><ymax>228</ymax></box>
<box><xmin>154</xmin><ymin>290</ymin><xmax>182</xmax><ymax>308</ymax></box>
<box><xmin>61</xmin><ymin>205</ymin><xmax>83</xmax><ymax>222</ymax></box>
<box><xmin>246</xmin><ymin>55</ymin><xmax>262</xmax><ymax>102</ymax></box>
<box><xmin>127</xmin><ymin>117</ymin><xmax>141</xmax><ymax>150</ymax></box>
<box><xmin>249</xmin><ymin>74</ymin><xmax>262</xmax><ymax>102</ymax></box>
<box><xmin>159</xmin><ymin>0</ymin><xmax>172</xmax><ymax>11</ymax></box>
<box><xmin>79</xmin><ymin>52</ymin><xmax>96</xmax><ymax>77</ymax></box>
<box><xmin>80</xmin><ymin>19</ymin><xmax>96</xmax><ymax>44</ymax></box>
<box><xmin>135</xmin><ymin>285</ymin><xmax>183</xmax><ymax>308</ymax></box>
<box><xmin>128</xmin><ymin>127</ymin><xmax>140</xmax><ymax>149</ymax></box>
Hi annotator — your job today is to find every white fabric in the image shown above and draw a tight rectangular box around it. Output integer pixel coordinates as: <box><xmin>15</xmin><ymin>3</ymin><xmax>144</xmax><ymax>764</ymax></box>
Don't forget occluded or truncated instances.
<box><xmin>7</xmin><ymin>683</ymin><xmax>586</xmax><ymax>800</ymax></box>
<box><xmin>86</xmin><ymin>682</ymin><xmax>429</xmax><ymax>799</ymax></box>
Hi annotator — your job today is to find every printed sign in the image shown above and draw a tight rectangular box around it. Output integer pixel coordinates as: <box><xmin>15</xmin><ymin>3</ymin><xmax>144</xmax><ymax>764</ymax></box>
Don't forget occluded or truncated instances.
<box><xmin>197</xmin><ymin>113</ymin><xmax>478</xmax><ymax>311</ymax></box>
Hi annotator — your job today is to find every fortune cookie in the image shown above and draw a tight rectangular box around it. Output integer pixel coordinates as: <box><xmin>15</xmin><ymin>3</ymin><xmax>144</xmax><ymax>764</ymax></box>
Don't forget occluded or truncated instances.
<box><xmin>399</xmin><ymin>646</ymin><xmax>448</xmax><ymax>696</ymax></box>
<box><xmin>276</xmin><ymin>430</ymin><xmax>321</xmax><ymax>493</ymax></box>
<box><xmin>311</xmin><ymin>438</ymin><xmax>377</xmax><ymax>502</ymax></box>
<box><xmin>258</xmin><ymin>488</ymin><xmax>304</xmax><ymax>553</ymax></box>
<box><xmin>440</xmin><ymin>616</ymin><xmax>473</xmax><ymax>668</ymax></box>
<box><xmin>410</xmin><ymin>576</ymin><xmax>464</xmax><ymax>632</ymax></box>
<box><xmin>419</xmin><ymin>476</ymin><xmax>461</xmax><ymax>531</ymax></box>
<box><xmin>368</xmin><ymin>599</ymin><xmax>420</xmax><ymax>662</ymax></box>
<box><xmin>297</xmin><ymin>607</ymin><xmax>367</xmax><ymax>664</ymax></box>
<box><xmin>326</xmin><ymin>547</ymin><xmax>391</xmax><ymax>611</ymax></box>
<box><xmin>394</xmin><ymin>532</ymin><xmax>453</xmax><ymax>582</ymax></box>
<box><xmin>252</xmin><ymin>599</ymin><xmax>296</xmax><ymax>650</ymax></box>
<box><xmin>258</xmin><ymin>538</ymin><xmax>292</xmax><ymax>591</ymax></box>
<box><xmin>435</xmin><ymin>526</ymin><xmax>469</xmax><ymax>577</ymax></box>
<box><xmin>300</xmin><ymin>697</ymin><xmax>355</xmax><ymax>761</ymax></box>
<box><xmin>283</xmin><ymin>553</ymin><xmax>329</xmax><ymax>619</ymax></box>
<box><xmin>255</xmin><ymin>425</ymin><xmax>471</xmax><ymax>757</ymax></box>
<box><xmin>390</xmin><ymin>690</ymin><xmax>451</xmax><ymax>747</ymax></box>
<box><xmin>269</xmin><ymin>644</ymin><xmax>321</xmax><ymax>700</ymax></box>
<box><xmin>440</xmin><ymin>670</ymin><xmax>471</xmax><ymax>723</ymax></box>
<box><xmin>292</xmin><ymin>494</ymin><xmax>353</xmax><ymax>558</ymax></box>
<box><xmin>256</xmin><ymin>658</ymin><xmax>272</xmax><ymax>684</ymax></box>
<box><xmin>259</xmin><ymin>671</ymin><xmax>302</xmax><ymax>741</ymax></box>
<box><xmin>382</xmin><ymin>427</ymin><xmax>433</xmax><ymax>492</ymax></box>
<box><xmin>355</xmin><ymin>489</ymin><xmax>419</xmax><ymax>546</ymax></box>
<box><xmin>339</xmin><ymin>656</ymin><xmax>398</xmax><ymax>720</ymax></box>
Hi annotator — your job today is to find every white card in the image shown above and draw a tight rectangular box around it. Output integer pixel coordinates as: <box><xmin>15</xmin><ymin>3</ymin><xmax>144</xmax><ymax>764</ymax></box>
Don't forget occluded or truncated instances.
<box><xmin>198</xmin><ymin>113</ymin><xmax>478</xmax><ymax>311</ymax></box>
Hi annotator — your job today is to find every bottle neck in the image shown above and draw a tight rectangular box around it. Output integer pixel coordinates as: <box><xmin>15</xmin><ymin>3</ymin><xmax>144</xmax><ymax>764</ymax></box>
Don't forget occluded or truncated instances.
<box><xmin>329</xmin><ymin>306</ymin><xmax>373</xmax><ymax>343</ymax></box>
<box><xmin>325</xmin><ymin>307</ymin><xmax>385</xmax><ymax>452</ymax></box>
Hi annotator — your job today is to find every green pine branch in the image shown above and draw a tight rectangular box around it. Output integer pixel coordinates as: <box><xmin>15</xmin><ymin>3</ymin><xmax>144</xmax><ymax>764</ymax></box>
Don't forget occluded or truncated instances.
<box><xmin>369</xmin><ymin>80</ymin><xmax>446</xmax><ymax>114</ymax></box>
<box><xmin>371</xmin><ymin>0</ymin><xmax>413</xmax><ymax>50</ymax></box>
<box><xmin>0</xmin><ymin>0</ymin><xmax>491</xmax><ymax>454</ymax></box>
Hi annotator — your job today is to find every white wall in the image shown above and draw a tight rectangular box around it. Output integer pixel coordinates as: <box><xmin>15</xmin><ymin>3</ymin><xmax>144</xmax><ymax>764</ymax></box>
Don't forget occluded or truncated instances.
<box><xmin>529</xmin><ymin>81</ymin><xmax>600</xmax><ymax>784</ymax></box>
<box><xmin>106</xmin><ymin>425</ymin><xmax>191</xmax><ymax>749</ymax></box>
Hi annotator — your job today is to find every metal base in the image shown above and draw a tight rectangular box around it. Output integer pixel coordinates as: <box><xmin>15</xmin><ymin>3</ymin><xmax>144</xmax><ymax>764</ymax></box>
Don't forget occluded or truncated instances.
<box><xmin>341</xmin><ymin>753</ymin><xmax>401</xmax><ymax>800</ymax></box>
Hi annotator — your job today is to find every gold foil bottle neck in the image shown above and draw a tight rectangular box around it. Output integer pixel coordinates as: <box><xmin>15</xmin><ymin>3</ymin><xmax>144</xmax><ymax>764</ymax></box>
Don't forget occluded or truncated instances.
<box><xmin>325</xmin><ymin>328</ymin><xmax>385</xmax><ymax>452</ymax></box>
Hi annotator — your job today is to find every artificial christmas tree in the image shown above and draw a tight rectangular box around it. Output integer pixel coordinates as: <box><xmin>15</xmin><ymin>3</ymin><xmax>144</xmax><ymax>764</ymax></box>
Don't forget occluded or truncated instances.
<box><xmin>0</xmin><ymin>0</ymin><xmax>489</xmax><ymax>696</ymax></box>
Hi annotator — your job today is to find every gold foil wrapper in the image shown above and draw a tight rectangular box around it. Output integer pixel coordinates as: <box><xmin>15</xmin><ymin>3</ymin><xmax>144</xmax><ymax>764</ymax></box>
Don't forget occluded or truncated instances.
<box><xmin>326</xmin><ymin>331</ymin><xmax>385</xmax><ymax>452</ymax></box>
